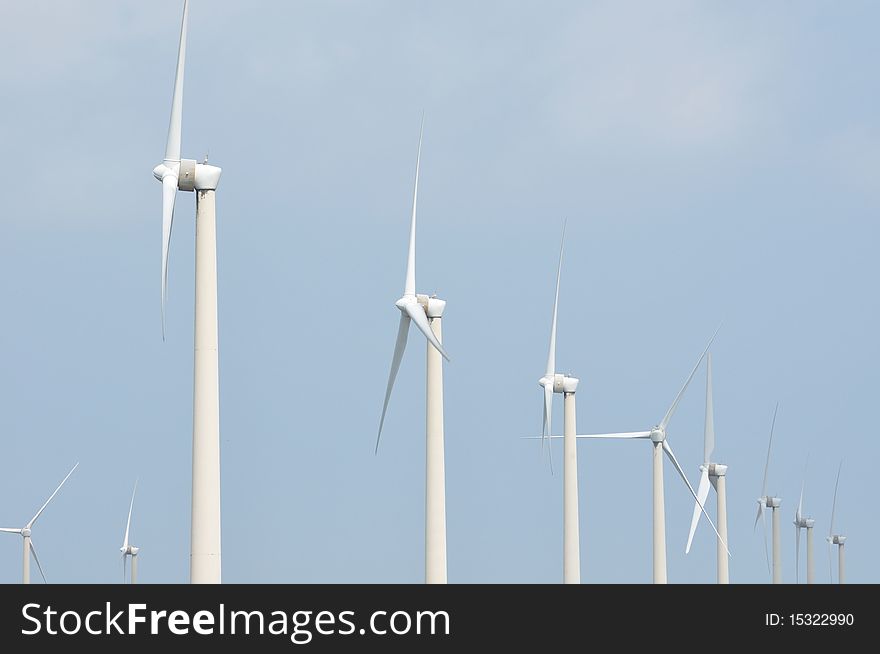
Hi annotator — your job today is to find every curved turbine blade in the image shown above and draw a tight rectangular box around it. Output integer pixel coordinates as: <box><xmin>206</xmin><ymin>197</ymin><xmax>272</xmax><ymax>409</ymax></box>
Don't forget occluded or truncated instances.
<box><xmin>161</xmin><ymin>173</ymin><xmax>178</xmax><ymax>340</ymax></box>
<box><xmin>28</xmin><ymin>463</ymin><xmax>79</xmax><ymax>529</ymax></box>
<box><xmin>662</xmin><ymin>440</ymin><xmax>729</xmax><ymax>555</ymax></box>
<box><xmin>29</xmin><ymin>540</ymin><xmax>47</xmax><ymax>584</ymax></box>
<box><xmin>753</xmin><ymin>501</ymin><xmax>763</xmax><ymax>532</ymax></box>
<box><xmin>829</xmin><ymin>459</ymin><xmax>842</xmax><ymax>538</ymax></box>
<box><xmin>375</xmin><ymin>314</ymin><xmax>411</xmax><ymax>453</ymax></box>
<box><xmin>545</xmin><ymin>221</ymin><xmax>566</xmax><ymax>377</ymax></box>
<box><xmin>403</xmin><ymin>116</ymin><xmax>424</xmax><ymax>298</ymax></box>
<box><xmin>795</xmin><ymin>526</ymin><xmax>801</xmax><ymax>584</ymax></box>
<box><xmin>576</xmin><ymin>431</ymin><xmax>653</xmax><ymax>440</ymax></box>
<box><xmin>404</xmin><ymin>301</ymin><xmax>449</xmax><ymax>361</ymax></box>
<box><xmin>703</xmin><ymin>351</ymin><xmax>715</xmax><ymax>463</ymax></box>
<box><xmin>164</xmin><ymin>0</ymin><xmax>189</xmax><ymax>163</ymax></box>
<box><xmin>796</xmin><ymin>477</ymin><xmax>805</xmax><ymax>524</ymax></box>
<box><xmin>660</xmin><ymin>324</ymin><xmax>721</xmax><ymax>430</ymax></box>
<box><xmin>122</xmin><ymin>480</ymin><xmax>138</xmax><ymax>550</ymax></box>
<box><xmin>761</xmin><ymin>404</ymin><xmax>778</xmax><ymax>499</ymax></box>
<box><xmin>686</xmin><ymin>467</ymin><xmax>711</xmax><ymax>554</ymax></box>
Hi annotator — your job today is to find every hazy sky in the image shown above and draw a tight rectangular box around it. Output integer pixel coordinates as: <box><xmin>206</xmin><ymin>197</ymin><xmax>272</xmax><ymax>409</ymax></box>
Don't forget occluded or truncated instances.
<box><xmin>0</xmin><ymin>0</ymin><xmax>877</xmax><ymax>583</ymax></box>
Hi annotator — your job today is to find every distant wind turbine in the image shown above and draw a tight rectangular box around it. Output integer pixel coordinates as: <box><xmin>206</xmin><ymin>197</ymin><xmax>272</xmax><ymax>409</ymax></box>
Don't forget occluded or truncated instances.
<box><xmin>0</xmin><ymin>463</ymin><xmax>78</xmax><ymax>584</ymax></box>
<box><xmin>120</xmin><ymin>481</ymin><xmax>140</xmax><ymax>584</ymax></box>
<box><xmin>573</xmin><ymin>330</ymin><xmax>726</xmax><ymax>583</ymax></box>
<box><xmin>535</xmin><ymin>223</ymin><xmax>582</xmax><ymax>584</ymax></box>
<box><xmin>754</xmin><ymin>404</ymin><xmax>782</xmax><ymax>584</ymax></box>
<box><xmin>375</xmin><ymin>118</ymin><xmax>451</xmax><ymax>584</ymax></box>
<box><xmin>793</xmin><ymin>462</ymin><xmax>815</xmax><ymax>584</ymax></box>
<box><xmin>685</xmin><ymin>351</ymin><xmax>732</xmax><ymax>584</ymax></box>
<box><xmin>826</xmin><ymin>461</ymin><xmax>846</xmax><ymax>584</ymax></box>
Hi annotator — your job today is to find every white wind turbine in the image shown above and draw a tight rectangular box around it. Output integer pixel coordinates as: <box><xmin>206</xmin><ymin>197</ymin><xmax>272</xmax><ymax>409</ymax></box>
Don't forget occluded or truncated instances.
<box><xmin>152</xmin><ymin>0</ymin><xmax>224</xmax><ymax>584</ymax></box>
<box><xmin>754</xmin><ymin>404</ymin><xmax>782</xmax><ymax>584</ymax></box>
<box><xmin>120</xmin><ymin>481</ymin><xmax>140</xmax><ymax>584</ymax></box>
<box><xmin>375</xmin><ymin>119</ymin><xmax>451</xmax><ymax>584</ymax></box>
<box><xmin>685</xmin><ymin>351</ymin><xmax>732</xmax><ymax>583</ymax></box>
<box><xmin>793</xmin><ymin>464</ymin><xmax>815</xmax><ymax>584</ymax></box>
<box><xmin>827</xmin><ymin>461</ymin><xmax>846</xmax><ymax>584</ymax></box>
<box><xmin>534</xmin><ymin>223</ymin><xmax>582</xmax><ymax>584</ymax></box>
<box><xmin>571</xmin><ymin>331</ymin><xmax>727</xmax><ymax>583</ymax></box>
<box><xmin>0</xmin><ymin>463</ymin><xmax>78</xmax><ymax>584</ymax></box>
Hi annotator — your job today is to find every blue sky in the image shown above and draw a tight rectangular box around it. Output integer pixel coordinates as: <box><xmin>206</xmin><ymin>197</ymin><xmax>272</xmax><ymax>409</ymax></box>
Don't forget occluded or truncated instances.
<box><xmin>0</xmin><ymin>0</ymin><xmax>876</xmax><ymax>583</ymax></box>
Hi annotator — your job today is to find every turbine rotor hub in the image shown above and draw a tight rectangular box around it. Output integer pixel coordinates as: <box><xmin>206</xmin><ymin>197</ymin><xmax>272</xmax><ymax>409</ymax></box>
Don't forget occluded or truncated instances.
<box><xmin>650</xmin><ymin>427</ymin><xmax>665</xmax><ymax>443</ymax></box>
<box><xmin>21</xmin><ymin>528</ymin><xmax>31</xmax><ymax>538</ymax></box>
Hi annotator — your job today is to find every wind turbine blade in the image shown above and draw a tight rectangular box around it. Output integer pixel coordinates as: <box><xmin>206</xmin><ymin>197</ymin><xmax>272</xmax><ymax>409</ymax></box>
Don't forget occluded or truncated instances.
<box><xmin>29</xmin><ymin>540</ymin><xmax>47</xmax><ymax>584</ymax></box>
<box><xmin>161</xmin><ymin>173</ymin><xmax>178</xmax><ymax>340</ymax></box>
<box><xmin>761</xmin><ymin>403</ymin><xmax>778</xmax><ymax>498</ymax></box>
<box><xmin>753</xmin><ymin>502</ymin><xmax>762</xmax><ymax>532</ymax></box>
<box><xmin>685</xmin><ymin>468</ymin><xmax>711</xmax><ymax>554</ymax></box>
<box><xmin>829</xmin><ymin>460</ymin><xmax>842</xmax><ymax>537</ymax></box>
<box><xmin>123</xmin><ymin>480</ymin><xmax>138</xmax><ymax>550</ymax></box>
<box><xmin>0</xmin><ymin>528</ymin><xmax>23</xmax><ymax>534</ymax></box>
<box><xmin>403</xmin><ymin>116</ymin><xmax>423</xmax><ymax>298</ymax></box>
<box><xmin>796</xmin><ymin>477</ymin><xmax>804</xmax><ymax>523</ymax></box>
<box><xmin>375</xmin><ymin>314</ymin><xmax>411</xmax><ymax>452</ymax></box>
<box><xmin>404</xmin><ymin>301</ymin><xmax>449</xmax><ymax>361</ymax></box>
<box><xmin>703</xmin><ymin>351</ymin><xmax>715</xmax><ymax>463</ymax></box>
<box><xmin>164</xmin><ymin>0</ymin><xmax>189</xmax><ymax>162</ymax></box>
<box><xmin>28</xmin><ymin>463</ymin><xmax>79</xmax><ymax>528</ymax></box>
<box><xmin>795</xmin><ymin>526</ymin><xmax>801</xmax><ymax>584</ymax></box>
<box><xmin>543</xmin><ymin>383</ymin><xmax>554</xmax><ymax>475</ymax></box>
<box><xmin>545</xmin><ymin>221</ymin><xmax>566</xmax><ymax>377</ymax></box>
<box><xmin>575</xmin><ymin>431</ymin><xmax>653</xmax><ymax>440</ymax></box>
<box><xmin>660</xmin><ymin>324</ymin><xmax>720</xmax><ymax>430</ymax></box>
<box><xmin>662</xmin><ymin>440</ymin><xmax>729</xmax><ymax>555</ymax></box>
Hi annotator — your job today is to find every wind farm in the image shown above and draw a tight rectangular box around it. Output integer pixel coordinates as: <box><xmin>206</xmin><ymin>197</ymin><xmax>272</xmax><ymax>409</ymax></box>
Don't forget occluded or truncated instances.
<box><xmin>0</xmin><ymin>1</ymin><xmax>874</xmax><ymax>587</ymax></box>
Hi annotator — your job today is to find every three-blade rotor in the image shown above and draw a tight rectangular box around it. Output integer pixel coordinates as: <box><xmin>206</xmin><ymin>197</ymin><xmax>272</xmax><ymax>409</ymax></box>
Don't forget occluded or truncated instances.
<box><xmin>375</xmin><ymin>117</ymin><xmax>449</xmax><ymax>453</ymax></box>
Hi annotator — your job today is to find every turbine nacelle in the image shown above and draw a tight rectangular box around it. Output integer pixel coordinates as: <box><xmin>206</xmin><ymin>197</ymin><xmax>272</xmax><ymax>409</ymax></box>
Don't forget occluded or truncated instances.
<box><xmin>417</xmin><ymin>294</ymin><xmax>446</xmax><ymax>319</ymax></box>
<box><xmin>649</xmin><ymin>426</ymin><xmax>666</xmax><ymax>443</ymax></box>
<box><xmin>829</xmin><ymin>535</ymin><xmax>846</xmax><ymax>545</ymax></box>
<box><xmin>538</xmin><ymin>373</ymin><xmax>578</xmax><ymax>394</ymax></box>
<box><xmin>120</xmin><ymin>545</ymin><xmax>140</xmax><ymax>556</ymax></box>
<box><xmin>20</xmin><ymin>528</ymin><xmax>31</xmax><ymax>538</ymax></box>
<box><xmin>153</xmin><ymin>160</ymin><xmax>221</xmax><ymax>191</ymax></box>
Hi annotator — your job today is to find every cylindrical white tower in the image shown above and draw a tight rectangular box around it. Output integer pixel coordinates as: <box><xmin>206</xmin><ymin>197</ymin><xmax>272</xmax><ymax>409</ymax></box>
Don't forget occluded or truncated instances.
<box><xmin>712</xmin><ymin>465</ymin><xmax>729</xmax><ymax>584</ymax></box>
<box><xmin>652</xmin><ymin>441</ymin><xmax>667</xmax><ymax>584</ymax></box>
<box><xmin>770</xmin><ymin>500</ymin><xmax>782</xmax><ymax>584</ymax></box>
<box><xmin>22</xmin><ymin>534</ymin><xmax>30</xmax><ymax>585</ymax></box>
<box><xmin>562</xmin><ymin>377</ymin><xmax>580</xmax><ymax>584</ymax></box>
<box><xmin>424</xmin><ymin>297</ymin><xmax>447</xmax><ymax>584</ymax></box>
<box><xmin>191</xmin><ymin>166</ymin><xmax>223</xmax><ymax>584</ymax></box>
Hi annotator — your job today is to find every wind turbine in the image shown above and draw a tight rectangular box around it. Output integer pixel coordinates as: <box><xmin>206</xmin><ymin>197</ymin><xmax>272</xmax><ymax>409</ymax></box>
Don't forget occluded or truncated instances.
<box><xmin>684</xmin><ymin>351</ymin><xmax>731</xmax><ymax>583</ymax></box>
<box><xmin>120</xmin><ymin>481</ymin><xmax>140</xmax><ymax>584</ymax></box>
<box><xmin>793</xmin><ymin>464</ymin><xmax>815</xmax><ymax>584</ymax></box>
<box><xmin>534</xmin><ymin>223</ymin><xmax>581</xmax><ymax>584</ymax></box>
<box><xmin>754</xmin><ymin>404</ymin><xmax>782</xmax><ymax>584</ymax></box>
<box><xmin>152</xmin><ymin>0</ymin><xmax>224</xmax><ymax>583</ymax></box>
<box><xmin>375</xmin><ymin>118</ymin><xmax>451</xmax><ymax>584</ymax></box>
<box><xmin>827</xmin><ymin>461</ymin><xmax>845</xmax><ymax>584</ymax></box>
<box><xmin>570</xmin><ymin>330</ymin><xmax>727</xmax><ymax>583</ymax></box>
<box><xmin>0</xmin><ymin>463</ymin><xmax>78</xmax><ymax>584</ymax></box>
